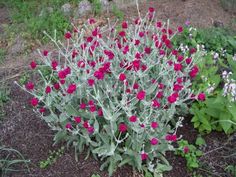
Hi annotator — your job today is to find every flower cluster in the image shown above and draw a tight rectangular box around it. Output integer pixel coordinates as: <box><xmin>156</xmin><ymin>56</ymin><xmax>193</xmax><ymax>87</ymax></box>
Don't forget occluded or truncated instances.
<box><xmin>222</xmin><ymin>70</ymin><xmax>236</xmax><ymax>102</ymax></box>
<box><xmin>20</xmin><ymin>7</ymin><xmax>204</xmax><ymax>175</ymax></box>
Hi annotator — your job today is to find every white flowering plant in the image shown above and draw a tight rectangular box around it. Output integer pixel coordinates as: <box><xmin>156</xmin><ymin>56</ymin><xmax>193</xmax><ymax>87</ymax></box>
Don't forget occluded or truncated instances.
<box><xmin>173</xmin><ymin>20</ymin><xmax>236</xmax><ymax>134</ymax></box>
<box><xmin>18</xmin><ymin>7</ymin><xmax>205</xmax><ymax>175</ymax></box>
<box><xmin>189</xmin><ymin>51</ymin><xmax>236</xmax><ymax>134</ymax></box>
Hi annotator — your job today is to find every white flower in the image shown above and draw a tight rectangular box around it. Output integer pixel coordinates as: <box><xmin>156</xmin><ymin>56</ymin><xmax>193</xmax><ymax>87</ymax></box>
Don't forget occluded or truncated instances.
<box><xmin>222</xmin><ymin>73</ymin><xmax>236</xmax><ymax>102</ymax></box>
<box><xmin>206</xmin><ymin>83</ymin><xmax>215</xmax><ymax>94</ymax></box>
<box><xmin>222</xmin><ymin>71</ymin><xmax>228</xmax><ymax>79</ymax></box>
<box><xmin>213</xmin><ymin>52</ymin><xmax>219</xmax><ymax>59</ymax></box>
<box><xmin>233</xmin><ymin>54</ymin><xmax>236</xmax><ymax>61</ymax></box>
<box><xmin>201</xmin><ymin>75</ymin><xmax>208</xmax><ymax>82</ymax></box>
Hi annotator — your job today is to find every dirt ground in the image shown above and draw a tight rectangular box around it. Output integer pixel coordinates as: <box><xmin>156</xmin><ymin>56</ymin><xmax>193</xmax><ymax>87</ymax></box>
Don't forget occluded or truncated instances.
<box><xmin>0</xmin><ymin>0</ymin><xmax>236</xmax><ymax>177</ymax></box>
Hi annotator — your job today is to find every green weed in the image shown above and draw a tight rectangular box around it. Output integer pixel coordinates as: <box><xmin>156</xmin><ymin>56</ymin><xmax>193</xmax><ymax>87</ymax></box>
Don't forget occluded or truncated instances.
<box><xmin>4</xmin><ymin>0</ymin><xmax>72</xmax><ymax>43</ymax></box>
<box><xmin>0</xmin><ymin>145</ymin><xmax>30</xmax><ymax>177</ymax></box>
<box><xmin>112</xmin><ymin>5</ymin><xmax>124</xmax><ymax>21</ymax></box>
<box><xmin>175</xmin><ymin>138</ymin><xmax>205</xmax><ymax>170</ymax></box>
<box><xmin>0</xmin><ymin>49</ymin><xmax>6</xmax><ymax>64</ymax></box>
<box><xmin>0</xmin><ymin>85</ymin><xmax>10</xmax><ymax>120</ymax></box>
<box><xmin>39</xmin><ymin>146</ymin><xmax>65</xmax><ymax>169</ymax></box>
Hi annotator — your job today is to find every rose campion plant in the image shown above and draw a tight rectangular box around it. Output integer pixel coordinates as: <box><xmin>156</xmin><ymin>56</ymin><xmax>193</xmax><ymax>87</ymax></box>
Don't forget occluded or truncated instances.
<box><xmin>18</xmin><ymin>7</ymin><xmax>204</xmax><ymax>176</ymax></box>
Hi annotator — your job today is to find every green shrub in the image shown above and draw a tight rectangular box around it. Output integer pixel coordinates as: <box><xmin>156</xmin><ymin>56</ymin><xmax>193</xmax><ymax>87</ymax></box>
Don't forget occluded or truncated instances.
<box><xmin>174</xmin><ymin>26</ymin><xmax>236</xmax><ymax>134</ymax></box>
<box><xmin>26</xmin><ymin>10</ymin><xmax>70</xmax><ymax>42</ymax></box>
<box><xmin>4</xmin><ymin>0</ymin><xmax>72</xmax><ymax>42</ymax></box>
<box><xmin>175</xmin><ymin>138</ymin><xmax>204</xmax><ymax>170</ymax></box>
<box><xmin>173</xmin><ymin>27</ymin><xmax>236</xmax><ymax>56</ymax></box>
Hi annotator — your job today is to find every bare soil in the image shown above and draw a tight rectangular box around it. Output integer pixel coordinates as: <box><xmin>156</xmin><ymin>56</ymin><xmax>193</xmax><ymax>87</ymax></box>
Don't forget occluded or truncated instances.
<box><xmin>133</xmin><ymin>0</ymin><xmax>236</xmax><ymax>28</ymax></box>
<box><xmin>0</xmin><ymin>1</ymin><xmax>236</xmax><ymax>177</ymax></box>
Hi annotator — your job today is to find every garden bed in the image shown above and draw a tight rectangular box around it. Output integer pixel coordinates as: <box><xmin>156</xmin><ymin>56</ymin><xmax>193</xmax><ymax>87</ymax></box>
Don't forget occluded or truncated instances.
<box><xmin>1</xmin><ymin>82</ymin><xmax>235</xmax><ymax>177</ymax></box>
<box><xmin>0</xmin><ymin>1</ymin><xmax>236</xmax><ymax>177</ymax></box>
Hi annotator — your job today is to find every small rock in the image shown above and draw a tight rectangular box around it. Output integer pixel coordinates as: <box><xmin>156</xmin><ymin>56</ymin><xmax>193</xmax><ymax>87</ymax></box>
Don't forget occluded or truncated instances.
<box><xmin>39</xmin><ymin>7</ymin><xmax>53</xmax><ymax>17</ymax></box>
<box><xmin>61</xmin><ymin>3</ymin><xmax>72</xmax><ymax>15</ymax></box>
<box><xmin>113</xmin><ymin>0</ymin><xmax>136</xmax><ymax>8</ymax></box>
<box><xmin>76</xmin><ymin>0</ymin><xmax>92</xmax><ymax>16</ymax></box>
<box><xmin>213</xmin><ymin>20</ymin><xmax>224</xmax><ymax>28</ymax></box>
<box><xmin>100</xmin><ymin>0</ymin><xmax>110</xmax><ymax>12</ymax></box>
<box><xmin>8</xmin><ymin>36</ymin><xmax>25</xmax><ymax>55</ymax></box>
<box><xmin>100</xmin><ymin>0</ymin><xmax>115</xmax><ymax>12</ymax></box>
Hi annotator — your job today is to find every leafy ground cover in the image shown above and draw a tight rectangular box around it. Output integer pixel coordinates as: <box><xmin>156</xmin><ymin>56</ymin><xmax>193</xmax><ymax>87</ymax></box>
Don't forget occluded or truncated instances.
<box><xmin>1</xmin><ymin>0</ymin><xmax>76</xmax><ymax>42</ymax></box>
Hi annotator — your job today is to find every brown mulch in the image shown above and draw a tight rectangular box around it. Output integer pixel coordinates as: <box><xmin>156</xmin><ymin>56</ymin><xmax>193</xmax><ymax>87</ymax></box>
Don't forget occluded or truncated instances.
<box><xmin>128</xmin><ymin>0</ymin><xmax>236</xmax><ymax>28</ymax></box>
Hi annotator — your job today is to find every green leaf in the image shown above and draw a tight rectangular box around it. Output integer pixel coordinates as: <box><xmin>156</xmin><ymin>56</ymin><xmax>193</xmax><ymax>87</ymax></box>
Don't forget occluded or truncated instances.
<box><xmin>65</xmin><ymin>105</ymin><xmax>78</xmax><ymax>116</ymax></box>
<box><xmin>191</xmin><ymin>115</ymin><xmax>199</xmax><ymax>122</ymax></box>
<box><xmin>145</xmin><ymin>170</ymin><xmax>153</xmax><ymax>177</ymax></box>
<box><xmin>118</xmin><ymin>158</ymin><xmax>132</xmax><ymax>167</ymax></box>
<box><xmin>228</xmin><ymin>38</ymin><xmax>236</xmax><ymax>48</ymax></box>
<box><xmin>53</xmin><ymin>130</ymin><xmax>67</xmax><ymax>144</ymax></box>
<box><xmin>154</xmin><ymin>163</ymin><xmax>172</xmax><ymax>173</ymax></box>
<box><xmin>205</xmin><ymin>97</ymin><xmax>224</xmax><ymax>111</ymax></box>
<box><xmin>146</xmin><ymin>83</ymin><xmax>158</xmax><ymax>95</ymax></box>
<box><xmin>64</xmin><ymin>105</ymin><xmax>91</xmax><ymax>119</ymax></box>
<box><xmin>205</xmin><ymin>107</ymin><xmax>220</xmax><ymax>118</ymax></box>
<box><xmin>43</xmin><ymin>114</ymin><xmax>58</xmax><ymax>123</ymax></box>
<box><xmin>79</xmin><ymin>111</ymin><xmax>92</xmax><ymax>119</ymax></box>
<box><xmin>196</xmin><ymin>150</ymin><xmax>203</xmax><ymax>156</ymax></box>
<box><xmin>195</xmin><ymin>137</ymin><xmax>206</xmax><ymax>146</ymax></box>
<box><xmin>202</xmin><ymin>123</ymin><xmax>212</xmax><ymax>132</ymax></box>
<box><xmin>91</xmin><ymin>174</ymin><xmax>101</xmax><ymax>177</ymax></box>
<box><xmin>227</xmin><ymin>56</ymin><xmax>236</xmax><ymax>72</ymax></box>
<box><xmin>189</xmin><ymin>161</ymin><xmax>199</xmax><ymax>168</ymax></box>
<box><xmin>98</xmin><ymin>133</ymin><xmax>110</xmax><ymax>145</ymax></box>
<box><xmin>89</xmin><ymin>140</ymin><xmax>100</xmax><ymax>147</ymax></box>
<box><xmin>200</xmin><ymin>114</ymin><xmax>212</xmax><ymax>131</ymax></box>
<box><xmin>227</xmin><ymin>103</ymin><xmax>236</xmax><ymax>122</ymax></box>
<box><xmin>78</xmin><ymin>136</ymin><xmax>85</xmax><ymax>153</ymax></box>
<box><xmin>100</xmin><ymin>158</ymin><xmax>109</xmax><ymax>171</ymax></box>
<box><xmin>193</xmin><ymin>121</ymin><xmax>200</xmax><ymax>128</ymax></box>
<box><xmin>219</xmin><ymin>111</ymin><xmax>232</xmax><ymax>133</ymax></box>
<box><xmin>108</xmin><ymin>158</ymin><xmax>116</xmax><ymax>176</ymax></box>
<box><xmin>112</xmin><ymin>112</ymin><xmax>123</xmax><ymax>121</ymax></box>
<box><xmin>92</xmin><ymin>143</ymin><xmax>115</xmax><ymax>157</ymax></box>
<box><xmin>59</xmin><ymin>113</ymin><xmax>67</xmax><ymax>122</ymax></box>
<box><xmin>225</xmin><ymin>165</ymin><xmax>236</xmax><ymax>175</ymax></box>
<box><xmin>154</xmin><ymin>162</ymin><xmax>172</xmax><ymax>176</ymax></box>
<box><xmin>210</xmin><ymin>75</ymin><xmax>221</xmax><ymax>87</ymax></box>
<box><xmin>92</xmin><ymin>145</ymin><xmax>108</xmax><ymax>157</ymax></box>
<box><xmin>107</xmin><ymin>143</ymin><xmax>116</xmax><ymax>156</ymax></box>
<box><xmin>94</xmin><ymin>119</ymin><xmax>99</xmax><ymax>133</ymax></box>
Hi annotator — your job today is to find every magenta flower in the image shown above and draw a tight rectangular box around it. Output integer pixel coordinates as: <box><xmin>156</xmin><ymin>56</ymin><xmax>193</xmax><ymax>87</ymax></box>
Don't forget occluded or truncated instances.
<box><xmin>150</xmin><ymin>138</ymin><xmax>159</xmax><ymax>145</ymax></box>
<box><xmin>141</xmin><ymin>152</ymin><xmax>148</xmax><ymax>161</ymax></box>
<box><xmin>119</xmin><ymin>123</ymin><xmax>127</xmax><ymax>133</ymax></box>
<box><xmin>136</xmin><ymin>90</ymin><xmax>146</xmax><ymax>100</ymax></box>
